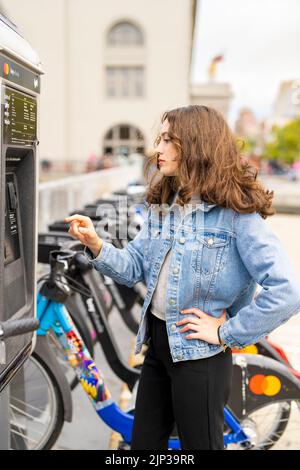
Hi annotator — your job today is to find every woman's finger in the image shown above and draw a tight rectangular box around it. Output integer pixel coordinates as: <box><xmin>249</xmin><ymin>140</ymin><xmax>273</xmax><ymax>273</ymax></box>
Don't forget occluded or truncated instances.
<box><xmin>70</xmin><ymin>221</ymin><xmax>81</xmax><ymax>238</ymax></box>
<box><xmin>64</xmin><ymin>215</ymin><xmax>91</xmax><ymax>228</ymax></box>
<box><xmin>176</xmin><ymin>317</ymin><xmax>200</xmax><ymax>326</ymax></box>
<box><xmin>179</xmin><ymin>324</ymin><xmax>201</xmax><ymax>333</ymax></box>
<box><xmin>186</xmin><ymin>333</ymin><xmax>201</xmax><ymax>340</ymax></box>
<box><xmin>71</xmin><ymin>228</ymin><xmax>87</xmax><ymax>244</ymax></box>
<box><xmin>180</xmin><ymin>308</ymin><xmax>207</xmax><ymax>319</ymax></box>
<box><xmin>64</xmin><ymin>214</ymin><xmax>89</xmax><ymax>222</ymax></box>
<box><xmin>67</xmin><ymin>222</ymin><xmax>74</xmax><ymax>236</ymax></box>
<box><xmin>78</xmin><ymin>227</ymin><xmax>89</xmax><ymax>234</ymax></box>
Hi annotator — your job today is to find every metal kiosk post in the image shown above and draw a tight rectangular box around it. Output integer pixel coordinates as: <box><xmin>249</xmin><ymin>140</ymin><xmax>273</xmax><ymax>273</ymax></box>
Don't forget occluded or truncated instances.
<box><xmin>0</xmin><ymin>14</ymin><xmax>42</xmax><ymax>449</ymax></box>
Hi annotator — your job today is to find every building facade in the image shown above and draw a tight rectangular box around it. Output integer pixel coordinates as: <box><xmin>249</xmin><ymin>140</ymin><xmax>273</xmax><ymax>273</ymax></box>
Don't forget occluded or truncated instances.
<box><xmin>1</xmin><ymin>0</ymin><xmax>197</xmax><ymax>169</ymax></box>
<box><xmin>272</xmin><ymin>80</ymin><xmax>300</xmax><ymax>127</ymax></box>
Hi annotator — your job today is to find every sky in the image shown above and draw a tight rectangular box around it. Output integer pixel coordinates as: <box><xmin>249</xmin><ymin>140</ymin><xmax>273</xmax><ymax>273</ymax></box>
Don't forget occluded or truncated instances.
<box><xmin>191</xmin><ymin>0</ymin><xmax>300</xmax><ymax>126</ymax></box>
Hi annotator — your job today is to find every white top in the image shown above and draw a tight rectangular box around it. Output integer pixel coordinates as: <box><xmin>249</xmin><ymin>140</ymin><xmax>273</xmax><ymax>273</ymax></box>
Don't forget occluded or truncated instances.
<box><xmin>150</xmin><ymin>192</ymin><xmax>202</xmax><ymax>321</ymax></box>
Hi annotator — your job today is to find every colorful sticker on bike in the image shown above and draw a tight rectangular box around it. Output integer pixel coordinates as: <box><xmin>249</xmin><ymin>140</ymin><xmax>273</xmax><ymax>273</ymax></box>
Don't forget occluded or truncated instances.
<box><xmin>59</xmin><ymin>328</ymin><xmax>112</xmax><ymax>406</ymax></box>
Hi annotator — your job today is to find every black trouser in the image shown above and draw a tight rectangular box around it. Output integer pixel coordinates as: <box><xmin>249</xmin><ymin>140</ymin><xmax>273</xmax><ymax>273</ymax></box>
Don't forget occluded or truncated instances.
<box><xmin>131</xmin><ymin>312</ymin><xmax>233</xmax><ymax>450</ymax></box>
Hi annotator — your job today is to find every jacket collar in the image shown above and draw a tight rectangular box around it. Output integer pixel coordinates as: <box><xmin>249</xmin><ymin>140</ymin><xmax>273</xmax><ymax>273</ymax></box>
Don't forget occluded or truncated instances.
<box><xmin>200</xmin><ymin>201</ymin><xmax>218</xmax><ymax>212</ymax></box>
<box><xmin>170</xmin><ymin>190</ymin><xmax>217</xmax><ymax>212</ymax></box>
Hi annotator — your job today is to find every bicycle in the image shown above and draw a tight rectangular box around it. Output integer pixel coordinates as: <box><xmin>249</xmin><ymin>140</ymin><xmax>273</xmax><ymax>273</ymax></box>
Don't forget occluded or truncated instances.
<box><xmin>45</xmin><ymin>190</ymin><xmax>300</xmax><ymax>373</ymax></box>
<box><xmin>38</xmin><ymin>231</ymin><xmax>299</xmax><ymax>395</ymax></box>
<box><xmin>33</xmin><ymin>249</ymin><xmax>300</xmax><ymax>450</ymax></box>
<box><xmin>37</xmin><ymin>206</ymin><xmax>300</xmax><ymax>447</ymax></box>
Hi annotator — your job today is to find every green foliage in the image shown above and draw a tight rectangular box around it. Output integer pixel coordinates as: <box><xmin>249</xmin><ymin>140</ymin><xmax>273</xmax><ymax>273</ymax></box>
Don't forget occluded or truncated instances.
<box><xmin>263</xmin><ymin>118</ymin><xmax>300</xmax><ymax>164</ymax></box>
<box><xmin>241</xmin><ymin>138</ymin><xmax>257</xmax><ymax>155</ymax></box>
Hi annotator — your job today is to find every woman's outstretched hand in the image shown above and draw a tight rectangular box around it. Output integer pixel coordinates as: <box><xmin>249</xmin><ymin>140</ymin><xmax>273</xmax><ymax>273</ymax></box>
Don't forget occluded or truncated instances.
<box><xmin>176</xmin><ymin>308</ymin><xmax>227</xmax><ymax>345</ymax></box>
<box><xmin>64</xmin><ymin>214</ymin><xmax>103</xmax><ymax>257</ymax></box>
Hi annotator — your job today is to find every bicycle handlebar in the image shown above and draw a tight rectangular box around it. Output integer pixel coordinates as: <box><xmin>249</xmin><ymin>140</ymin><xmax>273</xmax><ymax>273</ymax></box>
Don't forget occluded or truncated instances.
<box><xmin>0</xmin><ymin>318</ymin><xmax>40</xmax><ymax>339</ymax></box>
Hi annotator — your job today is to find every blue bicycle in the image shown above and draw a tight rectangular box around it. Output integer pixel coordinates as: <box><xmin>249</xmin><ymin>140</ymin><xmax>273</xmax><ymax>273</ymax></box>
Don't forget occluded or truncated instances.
<box><xmin>32</xmin><ymin>249</ymin><xmax>300</xmax><ymax>450</ymax></box>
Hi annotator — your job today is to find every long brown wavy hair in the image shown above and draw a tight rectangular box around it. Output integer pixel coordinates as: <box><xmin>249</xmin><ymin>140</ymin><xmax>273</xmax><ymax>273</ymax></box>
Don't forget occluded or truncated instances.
<box><xmin>145</xmin><ymin>105</ymin><xmax>274</xmax><ymax>219</ymax></box>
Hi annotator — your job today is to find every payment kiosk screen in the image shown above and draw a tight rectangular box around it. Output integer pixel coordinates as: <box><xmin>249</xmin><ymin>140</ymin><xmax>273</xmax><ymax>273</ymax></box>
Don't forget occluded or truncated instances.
<box><xmin>3</xmin><ymin>87</ymin><xmax>37</xmax><ymax>145</ymax></box>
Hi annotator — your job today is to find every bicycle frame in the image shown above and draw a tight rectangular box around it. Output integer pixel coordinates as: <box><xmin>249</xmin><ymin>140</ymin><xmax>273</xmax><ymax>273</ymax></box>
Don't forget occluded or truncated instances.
<box><xmin>36</xmin><ymin>291</ymin><xmax>250</xmax><ymax>449</ymax></box>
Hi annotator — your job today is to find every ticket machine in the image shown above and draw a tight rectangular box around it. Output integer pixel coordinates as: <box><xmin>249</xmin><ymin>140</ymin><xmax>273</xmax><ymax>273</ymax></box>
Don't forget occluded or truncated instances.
<box><xmin>0</xmin><ymin>14</ymin><xmax>42</xmax><ymax>391</ymax></box>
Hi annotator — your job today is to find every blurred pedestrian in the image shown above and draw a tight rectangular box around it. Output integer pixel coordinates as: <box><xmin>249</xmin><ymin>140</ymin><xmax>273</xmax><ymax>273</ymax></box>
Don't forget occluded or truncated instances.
<box><xmin>85</xmin><ymin>152</ymin><xmax>98</xmax><ymax>172</ymax></box>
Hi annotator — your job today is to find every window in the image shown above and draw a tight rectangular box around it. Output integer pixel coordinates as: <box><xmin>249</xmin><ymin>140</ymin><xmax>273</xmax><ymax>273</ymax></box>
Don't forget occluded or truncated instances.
<box><xmin>106</xmin><ymin>68</ymin><xmax>116</xmax><ymax>97</ymax></box>
<box><xmin>106</xmin><ymin>66</ymin><xmax>144</xmax><ymax>98</ymax></box>
<box><xmin>107</xmin><ymin>21</ymin><xmax>143</xmax><ymax>46</ymax></box>
<box><xmin>120</xmin><ymin>125</ymin><xmax>130</xmax><ymax>140</ymax></box>
<box><xmin>103</xmin><ymin>124</ymin><xmax>145</xmax><ymax>157</ymax></box>
<box><xmin>105</xmin><ymin>129</ymin><xmax>113</xmax><ymax>140</ymax></box>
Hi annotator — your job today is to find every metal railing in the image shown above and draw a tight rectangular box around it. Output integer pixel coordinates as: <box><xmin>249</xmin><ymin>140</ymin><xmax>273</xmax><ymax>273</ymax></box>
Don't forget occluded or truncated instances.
<box><xmin>38</xmin><ymin>162</ymin><xmax>143</xmax><ymax>231</ymax></box>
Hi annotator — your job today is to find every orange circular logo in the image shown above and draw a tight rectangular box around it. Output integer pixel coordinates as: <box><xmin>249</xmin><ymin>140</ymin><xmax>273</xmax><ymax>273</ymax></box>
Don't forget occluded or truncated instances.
<box><xmin>249</xmin><ymin>374</ymin><xmax>281</xmax><ymax>396</ymax></box>
<box><xmin>3</xmin><ymin>63</ymin><xmax>9</xmax><ymax>75</ymax></box>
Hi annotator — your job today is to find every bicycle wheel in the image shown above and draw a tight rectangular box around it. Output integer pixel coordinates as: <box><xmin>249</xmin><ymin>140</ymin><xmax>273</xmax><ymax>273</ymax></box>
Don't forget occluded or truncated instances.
<box><xmin>225</xmin><ymin>400</ymin><xmax>292</xmax><ymax>450</ymax></box>
<box><xmin>9</xmin><ymin>352</ymin><xmax>64</xmax><ymax>450</ymax></box>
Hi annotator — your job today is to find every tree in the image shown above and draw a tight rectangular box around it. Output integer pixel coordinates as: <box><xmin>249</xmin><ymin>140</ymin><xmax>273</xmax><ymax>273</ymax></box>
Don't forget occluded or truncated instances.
<box><xmin>263</xmin><ymin>118</ymin><xmax>300</xmax><ymax>164</ymax></box>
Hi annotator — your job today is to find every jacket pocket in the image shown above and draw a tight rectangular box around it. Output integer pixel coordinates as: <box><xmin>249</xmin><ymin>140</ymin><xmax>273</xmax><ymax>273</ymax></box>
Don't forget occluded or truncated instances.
<box><xmin>191</xmin><ymin>229</ymin><xmax>231</xmax><ymax>276</ymax></box>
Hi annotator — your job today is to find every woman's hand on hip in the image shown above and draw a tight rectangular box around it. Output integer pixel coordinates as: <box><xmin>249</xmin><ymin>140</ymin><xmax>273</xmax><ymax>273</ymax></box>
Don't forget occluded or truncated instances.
<box><xmin>176</xmin><ymin>308</ymin><xmax>227</xmax><ymax>345</ymax></box>
<box><xmin>64</xmin><ymin>214</ymin><xmax>103</xmax><ymax>257</ymax></box>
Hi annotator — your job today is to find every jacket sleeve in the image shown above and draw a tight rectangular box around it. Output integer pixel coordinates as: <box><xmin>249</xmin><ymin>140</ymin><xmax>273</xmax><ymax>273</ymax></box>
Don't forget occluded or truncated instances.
<box><xmin>85</xmin><ymin>212</ymin><xmax>149</xmax><ymax>288</ymax></box>
<box><xmin>219</xmin><ymin>211</ymin><xmax>300</xmax><ymax>348</ymax></box>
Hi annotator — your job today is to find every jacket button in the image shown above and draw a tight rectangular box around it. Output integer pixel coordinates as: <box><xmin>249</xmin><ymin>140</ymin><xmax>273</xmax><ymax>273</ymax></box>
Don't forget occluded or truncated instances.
<box><xmin>179</xmin><ymin>237</ymin><xmax>186</xmax><ymax>244</ymax></box>
<box><xmin>171</xmin><ymin>324</ymin><xmax>177</xmax><ymax>331</ymax></box>
<box><xmin>207</xmin><ymin>237</ymin><xmax>214</xmax><ymax>245</ymax></box>
<box><xmin>173</xmin><ymin>267</ymin><xmax>179</xmax><ymax>274</ymax></box>
<box><xmin>177</xmin><ymin>353</ymin><xmax>183</xmax><ymax>360</ymax></box>
<box><xmin>169</xmin><ymin>299</ymin><xmax>175</xmax><ymax>305</ymax></box>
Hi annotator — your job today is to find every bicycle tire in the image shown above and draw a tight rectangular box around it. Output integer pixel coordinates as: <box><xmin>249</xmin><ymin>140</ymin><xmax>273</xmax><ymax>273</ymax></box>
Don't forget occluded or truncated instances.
<box><xmin>223</xmin><ymin>400</ymin><xmax>292</xmax><ymax>450</ymax></box>
<box><xmin>9</xmin><ymin>352</ymin><xmax>65</xmax><ymax>450</ymax></box>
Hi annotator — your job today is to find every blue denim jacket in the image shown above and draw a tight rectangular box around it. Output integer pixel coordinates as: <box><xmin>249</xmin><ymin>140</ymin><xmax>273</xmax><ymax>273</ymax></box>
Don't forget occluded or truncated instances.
<box><xmin>88</xmin><ymin>200</ymin><xmax>300</xmax><ymax>362</ymax></box>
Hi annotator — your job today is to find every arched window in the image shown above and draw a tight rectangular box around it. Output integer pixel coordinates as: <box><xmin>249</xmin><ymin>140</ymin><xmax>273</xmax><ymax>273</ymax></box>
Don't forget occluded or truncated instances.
<box><xmin>103</xmin><ymin>124</ymin><xmax>145</xmax><ymax>157</ymax></box>
<box><xmin>107</xmin><ymin>21</ymin><xmax>144</xmax><ymax>46</ymax></box>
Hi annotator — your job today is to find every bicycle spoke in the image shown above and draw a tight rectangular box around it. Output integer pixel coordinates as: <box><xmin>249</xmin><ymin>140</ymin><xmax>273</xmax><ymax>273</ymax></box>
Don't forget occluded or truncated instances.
<box><xmin>10</xmin><ymin>397</ymin><xmax>48</xmax><ymax>415</ymax></box>
<box><xmin>9</xmin><ymin>355</ymin><xmax>59</xmax><ymax>450</ymax></box>
<box><xmin>10</xmin><ymin>403</ymin><xmax>49</xmax><ymax>428</ymax></box>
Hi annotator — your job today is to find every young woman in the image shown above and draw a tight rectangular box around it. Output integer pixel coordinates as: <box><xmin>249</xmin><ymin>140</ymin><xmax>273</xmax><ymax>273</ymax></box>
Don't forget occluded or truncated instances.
<box><xmin>65</xmin><ymin>105</ymin><xmax>300</xmax><ymax>450</ymax></box>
